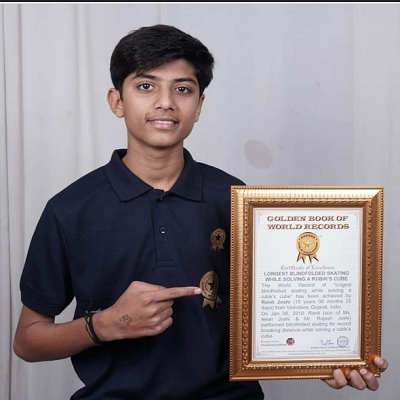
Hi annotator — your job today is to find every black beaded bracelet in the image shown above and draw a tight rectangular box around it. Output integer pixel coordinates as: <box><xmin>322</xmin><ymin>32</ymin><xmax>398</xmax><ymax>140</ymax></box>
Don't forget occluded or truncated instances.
<box><xmin>84</xmin><ymin>310</ymin><xmax>105</xmax><ymax>346</ymax></box>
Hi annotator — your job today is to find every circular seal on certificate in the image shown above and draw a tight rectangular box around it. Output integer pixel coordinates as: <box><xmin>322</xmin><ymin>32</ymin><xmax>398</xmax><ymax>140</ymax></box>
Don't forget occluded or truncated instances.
<box><xmin>337</xmin><ymin>336</ymin><xmax>349</xmax><ymax>348</ymax></box>
<box><xmin>297</xmin><ymin>232</ymin><xmax>320</xmax><ymax>254</ymax></box>
<box><xmin>210</xmin><ymin>228</ymin><xmax>226</xmax><ymax>251</ymax></box>
<box><xmin>296</xmin><ymin>232</ymin><xmax>320</xmax><ymax>263</ymax></box>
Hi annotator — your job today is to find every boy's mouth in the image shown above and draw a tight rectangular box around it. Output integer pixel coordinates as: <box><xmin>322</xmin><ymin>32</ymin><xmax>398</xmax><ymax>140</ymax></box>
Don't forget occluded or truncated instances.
<box><xmin>147</xmin><ymin>117</ymin><xmax>178</xmax><ymax>128</ymax></box>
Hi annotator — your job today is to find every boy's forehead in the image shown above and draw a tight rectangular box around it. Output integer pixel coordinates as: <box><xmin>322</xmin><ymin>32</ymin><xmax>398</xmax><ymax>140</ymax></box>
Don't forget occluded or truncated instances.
<box><xmin>131</xmin><ymin>59</ymin><xmax>198</xmax><ymax>82</ymax></box>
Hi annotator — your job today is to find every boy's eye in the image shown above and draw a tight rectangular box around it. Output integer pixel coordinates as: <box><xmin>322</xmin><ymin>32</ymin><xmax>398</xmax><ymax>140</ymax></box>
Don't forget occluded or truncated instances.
<box><xmin>176</xmin><ymin>87</ymin><xmax>191</xmax><ymax>93</ymax></box>
<box><xmin>138</xmin><ymin>83</ymin><xmax>153</xmax><ymax>90</ymax></box>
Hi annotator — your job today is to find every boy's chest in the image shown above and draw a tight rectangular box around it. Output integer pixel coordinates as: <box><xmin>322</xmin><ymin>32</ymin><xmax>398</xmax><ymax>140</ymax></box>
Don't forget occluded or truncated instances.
<box><xmin>65</xmin><ymin>196</ymin><xmax>231</xmax><ymax>308</ymax></box>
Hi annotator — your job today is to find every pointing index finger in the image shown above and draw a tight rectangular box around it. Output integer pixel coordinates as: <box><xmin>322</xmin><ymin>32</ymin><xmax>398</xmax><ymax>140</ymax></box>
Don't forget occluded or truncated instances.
<box><xmin>155</xmin><ymin>286</ymin><xmax>202</xmax><ymax>301</ymax></box>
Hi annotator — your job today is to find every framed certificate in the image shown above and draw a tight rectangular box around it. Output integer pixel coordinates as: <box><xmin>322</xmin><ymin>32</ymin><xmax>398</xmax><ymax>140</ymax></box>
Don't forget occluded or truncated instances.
<box><xmin>230</xmin><ymin>187</ymin><xmax>383</xmax><ymax>380</ymax></box>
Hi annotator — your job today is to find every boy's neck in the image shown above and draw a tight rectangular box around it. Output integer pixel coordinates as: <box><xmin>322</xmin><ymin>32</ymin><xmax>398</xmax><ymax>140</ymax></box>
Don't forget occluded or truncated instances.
<box><xmin>122</xmin><ymin>143</ymin><xmax>185</xmax><ymax>192</ymax></box>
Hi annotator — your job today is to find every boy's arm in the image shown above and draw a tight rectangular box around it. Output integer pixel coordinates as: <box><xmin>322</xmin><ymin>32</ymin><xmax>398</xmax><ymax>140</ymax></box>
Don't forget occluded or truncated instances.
<box><xmin>14</xmin><ymin>282</ymin><xmax>202</xmax><ymax>362</ymax></box>
<box><xmin>13</xmin><ymin>305</ymin><xmax>95</xmax><ymax>362</ymax></box>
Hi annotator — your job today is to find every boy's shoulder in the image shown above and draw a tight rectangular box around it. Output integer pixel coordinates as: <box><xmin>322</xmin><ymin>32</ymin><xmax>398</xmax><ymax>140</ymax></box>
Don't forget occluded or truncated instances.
<box><xmin>196</xmin><ymin>161</ymin><xmax>245</xmax><ymax>205</ymax></box>
<box><xmin>47</xmin><ymin>151</ymin><xmax>246</xmax><ymax>210</ymax></box>
<box><xmin>197</xmin><ymin>161</ymin><xmax>245</xmax><ymax>186</ymax></box>
<box><xmin>48</xmin><ymin>165</ymin><xmax>108</xmax><ymax>210</ymax></box>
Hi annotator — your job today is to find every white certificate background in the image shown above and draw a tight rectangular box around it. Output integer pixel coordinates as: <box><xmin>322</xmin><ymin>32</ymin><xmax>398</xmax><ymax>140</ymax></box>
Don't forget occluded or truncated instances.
<box><xmin>253</xmin><ymin>208</ymin><xmax>362</xmax><ymax>360</ymax></box>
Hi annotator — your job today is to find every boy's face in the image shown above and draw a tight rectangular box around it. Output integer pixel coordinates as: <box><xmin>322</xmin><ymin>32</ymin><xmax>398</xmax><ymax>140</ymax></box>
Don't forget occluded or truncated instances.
<box><xmin>108</xmin><ymin>59</ymin><xmax>205</xmax><ymax>151</ymax></box>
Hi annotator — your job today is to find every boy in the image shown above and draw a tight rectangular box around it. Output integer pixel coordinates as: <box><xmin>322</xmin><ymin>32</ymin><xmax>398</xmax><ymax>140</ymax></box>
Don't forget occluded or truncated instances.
<box><xmin>14</xmin><ymin>25</ymin><xmax>387</xmax><ymax>399</ymax></box>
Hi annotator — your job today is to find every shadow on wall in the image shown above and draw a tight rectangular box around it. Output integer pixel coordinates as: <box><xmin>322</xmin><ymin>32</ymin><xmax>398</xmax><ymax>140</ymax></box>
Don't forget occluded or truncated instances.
<box><xmin>244</xmin><ymin>140</ymin><xmax>273</xmax><ymax>169</ymax></box>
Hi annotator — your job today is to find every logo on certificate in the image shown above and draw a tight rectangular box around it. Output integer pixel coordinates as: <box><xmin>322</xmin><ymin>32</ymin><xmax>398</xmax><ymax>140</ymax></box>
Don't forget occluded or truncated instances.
<box><xmin>296</xmin><ymin>232</ymin><xmax>320</xmax><ymax>263</ymax></box>
<box><xmin>286</xmin><ymin>338</ymin><xmax>295</xmax><ymax>346</ymax></box>
<box><xmin>200</xmin><ymin>271</ymin><xmax>222</xmax><ymax>309</ymax></box>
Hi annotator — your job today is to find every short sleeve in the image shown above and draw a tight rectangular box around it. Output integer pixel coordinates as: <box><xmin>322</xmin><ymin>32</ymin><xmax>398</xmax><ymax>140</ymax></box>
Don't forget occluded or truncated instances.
<box><xmin>20</xmin><ymin>201</ymin><xmax>73</xmax><ymax>316</ymax></box>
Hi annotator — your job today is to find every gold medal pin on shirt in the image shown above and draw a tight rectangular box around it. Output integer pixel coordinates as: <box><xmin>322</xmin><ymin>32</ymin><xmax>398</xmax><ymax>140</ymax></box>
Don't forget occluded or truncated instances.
<box><xmin>210</xmin><ymin>228</ymin><xmax>226</xmax><ymax>251</ymax></box>
<box><xmin>296</xmin><ymin>232</ymin><xmax>320</xmax><ymax>263</ymax></box>
<box><xmin>200</xmin><ymin>271</ymin><xmax>222</xmax><ymax>309</ymax></box>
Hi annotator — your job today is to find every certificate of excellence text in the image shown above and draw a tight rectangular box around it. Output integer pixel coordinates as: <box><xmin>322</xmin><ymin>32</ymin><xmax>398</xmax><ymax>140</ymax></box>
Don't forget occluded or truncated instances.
<box><xmin>253</xmin><ymin>208</ymin><xmax>362</xmax><ymax>360</ymax></box>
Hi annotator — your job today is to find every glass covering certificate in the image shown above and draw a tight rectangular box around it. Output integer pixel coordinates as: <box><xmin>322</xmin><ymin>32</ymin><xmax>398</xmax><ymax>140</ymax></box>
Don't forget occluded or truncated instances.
<box><xmin>230</xmin><ymin>187</ymin><xmax>383</xmax><ymax>380</ymax></box>
<box><xmin>253</xmin><ymin>208</ymin><xmax>362</xmax><ymax>360</ymax></box>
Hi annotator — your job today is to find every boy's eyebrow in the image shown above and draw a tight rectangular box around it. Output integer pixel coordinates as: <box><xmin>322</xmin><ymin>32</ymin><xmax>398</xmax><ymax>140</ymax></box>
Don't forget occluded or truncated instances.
<box><xmin>132</xmin><ymin>73</ymin><xmax>158</xmax><ymax>81</ymax></box>
<box><xmin>132</xmin><ymin>73</ymin><xmax>198</xmax><ymax>86</ymax></box>
<box><xmin>174</xmin><ymin>77</ymin><xmax>198</xmax><ymax>86</ymax></box>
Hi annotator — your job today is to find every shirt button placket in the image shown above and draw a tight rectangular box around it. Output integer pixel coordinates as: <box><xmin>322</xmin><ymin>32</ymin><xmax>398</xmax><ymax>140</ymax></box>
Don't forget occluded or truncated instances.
<box><xmin>154</xmin><ymin>194</ymin><xmax>172</xmax><ymax>263</ymax></box>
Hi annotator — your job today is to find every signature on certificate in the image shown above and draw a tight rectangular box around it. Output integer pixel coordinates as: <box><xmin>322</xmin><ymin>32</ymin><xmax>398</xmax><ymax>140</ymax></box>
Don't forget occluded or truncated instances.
<box><xmin>321</xmin><ymin>339</ymin><xmax>335</xmax><ymax>346</ymax></box>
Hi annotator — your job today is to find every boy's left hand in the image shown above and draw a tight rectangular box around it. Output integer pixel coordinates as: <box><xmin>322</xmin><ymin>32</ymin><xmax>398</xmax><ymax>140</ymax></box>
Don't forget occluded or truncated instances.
<box><xmin>324</xmin><ymin>356</ymin><xmax>388</xmax><ymax>391</ymax></box>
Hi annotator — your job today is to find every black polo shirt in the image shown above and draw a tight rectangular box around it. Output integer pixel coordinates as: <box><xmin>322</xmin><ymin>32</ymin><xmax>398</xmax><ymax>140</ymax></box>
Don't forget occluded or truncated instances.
<box><xmin>20</xmin><ymin>149</ymin><xmax>264</xmax><ymax>400</ymax></box>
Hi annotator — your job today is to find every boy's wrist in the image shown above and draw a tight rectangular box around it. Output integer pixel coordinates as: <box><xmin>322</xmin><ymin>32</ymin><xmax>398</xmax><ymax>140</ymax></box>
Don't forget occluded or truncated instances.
<box><xmin>91</xmin><ymin>309</ymin><xmax>116</xmax><ymax>343</ymax></box>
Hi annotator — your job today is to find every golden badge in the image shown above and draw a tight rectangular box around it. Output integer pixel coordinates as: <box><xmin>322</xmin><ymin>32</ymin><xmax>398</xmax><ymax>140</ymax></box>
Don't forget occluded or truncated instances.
<box><xmin>210</xmin><ymin>228</ymin><xmax>226</xmax><ymax>251</ymax></box>
<box><xmin>200</xmin><ymin>271</ymin><xmax>222</xmax><ymax>309</ymax></box>
<box><xmin>296</xmin><ymin>232</ymin><xmax>320</xmax><ymax>263</ymax></box>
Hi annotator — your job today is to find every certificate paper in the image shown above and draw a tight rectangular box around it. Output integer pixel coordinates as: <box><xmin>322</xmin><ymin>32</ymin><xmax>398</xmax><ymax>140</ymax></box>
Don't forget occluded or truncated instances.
<box><xmin>229</xmin><ymin>187</ymin><xmax>383</xmax><ymax>380</ymax></box>
<box><xmin>253</xmin><ymin>208</ymin><xmax>361</xmax><ymax>360</ymax></box>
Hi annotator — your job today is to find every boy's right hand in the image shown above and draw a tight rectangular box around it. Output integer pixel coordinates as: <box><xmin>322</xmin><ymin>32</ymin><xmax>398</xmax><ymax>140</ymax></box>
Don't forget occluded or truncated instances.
<box><xmin>94</xmin><ymin>281</ymin><xmax>202</xmax><ymax>341</ymax></box>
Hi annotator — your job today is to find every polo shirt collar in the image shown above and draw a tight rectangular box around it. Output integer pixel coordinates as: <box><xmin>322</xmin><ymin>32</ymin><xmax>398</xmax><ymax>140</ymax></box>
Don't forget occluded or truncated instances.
<box><xmin>105</xmin><ymin>149</ymin><xmax>151</xmax><ymax>201</ymax></box>
<box><xmin>105</xmin><ymin>148</ymin><xmax>203</xmax><ymax>202</ymax></box>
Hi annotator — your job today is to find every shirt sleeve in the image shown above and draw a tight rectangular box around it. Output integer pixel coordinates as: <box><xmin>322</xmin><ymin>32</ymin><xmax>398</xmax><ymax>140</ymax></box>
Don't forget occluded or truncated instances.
<box><xmin>20</xmin><ymin>201</ymin><xmax>74</xmax><ymax>316</ymax></box>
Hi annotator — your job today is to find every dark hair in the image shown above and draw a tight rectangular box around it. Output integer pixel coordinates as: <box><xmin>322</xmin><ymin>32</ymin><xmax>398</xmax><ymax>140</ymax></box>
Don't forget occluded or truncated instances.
<box><xmin>110</xmin><ymin>25</ymin><xmax>214</xmax><ymax>99</ymax></box>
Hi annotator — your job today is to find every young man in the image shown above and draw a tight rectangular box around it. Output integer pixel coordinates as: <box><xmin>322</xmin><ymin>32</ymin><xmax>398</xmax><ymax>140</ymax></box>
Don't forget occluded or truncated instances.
<box><xmin>14</xmin><ymin>25</ymin><xmax>387</xmax><ymax>399</ymax></box>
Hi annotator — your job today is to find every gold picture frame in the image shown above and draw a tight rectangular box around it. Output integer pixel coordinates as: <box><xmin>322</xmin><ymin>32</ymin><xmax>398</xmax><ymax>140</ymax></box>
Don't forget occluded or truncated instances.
<box><xmin>230</xmin><ymin>187</ymin><xmax>383</xmax><ymax>380</ymax></box>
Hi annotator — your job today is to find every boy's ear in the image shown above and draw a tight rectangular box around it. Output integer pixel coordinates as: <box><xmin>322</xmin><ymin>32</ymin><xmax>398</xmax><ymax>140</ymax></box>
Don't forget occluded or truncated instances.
<box><xmin>107</xmin><ymin>88</ymin><xmax>124</xmax><ymax>118</ymax></box>
<box><xmin>195</xmin><ymin>94</ymin><xmax>205</xmax><ymax>122</ymax></box>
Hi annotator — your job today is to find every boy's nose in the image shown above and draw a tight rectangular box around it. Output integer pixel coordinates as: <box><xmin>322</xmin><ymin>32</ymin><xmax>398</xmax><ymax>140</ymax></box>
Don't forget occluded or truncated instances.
<box><xmin>154</xmin><ymin>88</ymin><xmax>175</xmax><ymax>111</ymax></box>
